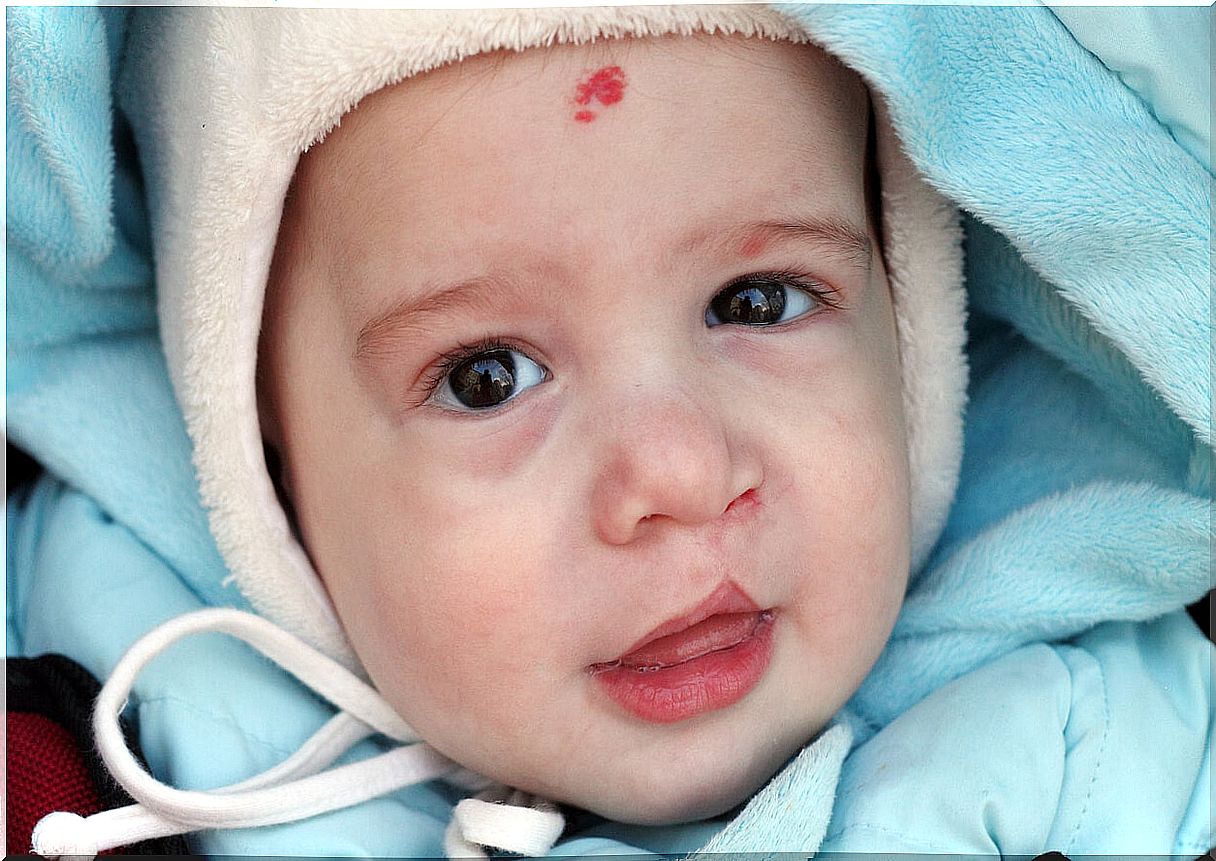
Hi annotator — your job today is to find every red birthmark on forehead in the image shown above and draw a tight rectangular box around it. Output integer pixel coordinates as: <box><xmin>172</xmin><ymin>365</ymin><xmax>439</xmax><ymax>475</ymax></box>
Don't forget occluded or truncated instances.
<box><xmin>572</xmin><ymin>65</ymin><xmax>627</xmax><ymax>123</ymax></box>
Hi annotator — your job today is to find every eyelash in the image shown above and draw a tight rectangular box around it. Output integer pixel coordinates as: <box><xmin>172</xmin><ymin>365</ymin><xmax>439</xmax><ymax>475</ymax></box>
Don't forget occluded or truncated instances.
<box><xmin>416</xmin><ymin>272</ymin><xmax>844</xmax><ymax>402</ymax></box>
<box><xmin>728</xmin><ymin>269</ymin><xmax>844</xmax><ymax>312</ymax></box>
<box><xmin>418</xmin><ymin>335</ymin><xmax>529</xmax><ymax>402</ymax></box>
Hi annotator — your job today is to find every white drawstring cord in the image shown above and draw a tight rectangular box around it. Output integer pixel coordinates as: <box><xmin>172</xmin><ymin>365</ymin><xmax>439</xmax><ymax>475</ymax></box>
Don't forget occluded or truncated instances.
<box><xmin>445</xmin><ymin>786</ymin><xmax>566</xmax><ymax>858</ymax></box>
<box><xmin>97</xmin><ymin>609</ymin><xmax>421</xmax><ymax>744</ymax></box>
<box><xmin>32</xmin><ymin>711</ymin><xmax>377</xmax><ymax>855</ymax></box>
<box><xmin>31</xmin><ymin>608</ymin><xmax>566</xmax><ymax>859</ymax></box>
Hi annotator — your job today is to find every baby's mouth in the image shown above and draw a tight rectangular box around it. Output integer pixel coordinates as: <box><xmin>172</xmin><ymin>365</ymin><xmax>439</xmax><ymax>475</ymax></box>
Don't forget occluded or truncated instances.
<box><xmin>589</xmin><ymin>611</ymin><xmax>773</xmax><ymax>672</ymax></box>
<box><xmin>586</xmin><ymin>583</ymin><xmax>778</xmax><ymax>723</ymax></box>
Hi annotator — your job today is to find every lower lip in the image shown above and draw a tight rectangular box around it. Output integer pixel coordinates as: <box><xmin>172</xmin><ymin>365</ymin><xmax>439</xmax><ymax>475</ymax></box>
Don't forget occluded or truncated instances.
<box><xmin>591</xmin><ymin>611</ymin><xmax>776</xmax><ymax>723</ymax></box>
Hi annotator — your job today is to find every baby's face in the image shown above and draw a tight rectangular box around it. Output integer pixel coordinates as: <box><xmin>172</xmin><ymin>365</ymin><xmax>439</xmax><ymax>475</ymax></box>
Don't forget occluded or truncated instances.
<box><xmin>260</xmin><ymin>35</ymin><xmax>910</xmax><ymax>823</ymax></box>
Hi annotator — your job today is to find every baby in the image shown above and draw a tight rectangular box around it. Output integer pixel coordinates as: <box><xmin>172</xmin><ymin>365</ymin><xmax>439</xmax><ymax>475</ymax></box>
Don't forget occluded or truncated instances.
<box><xmin>256</xmin><ymin>33</ymin><xmax>910</xmax><ymax>824</ymax></box>
<box><xmin>19</xmin><ymin>4</ymin><xmax>1208</xmax><ymax>858</ymax></box>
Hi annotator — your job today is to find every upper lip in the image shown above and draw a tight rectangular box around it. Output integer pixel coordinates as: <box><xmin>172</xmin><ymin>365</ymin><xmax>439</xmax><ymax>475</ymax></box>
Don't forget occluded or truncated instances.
<box><xmin>613</xmin><ymin>580</ymin><xmax>762</xmax><ymax>661</ymax></box>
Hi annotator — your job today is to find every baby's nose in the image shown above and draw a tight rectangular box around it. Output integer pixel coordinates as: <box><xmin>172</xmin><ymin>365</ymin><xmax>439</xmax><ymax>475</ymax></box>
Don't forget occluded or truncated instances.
<box><xmin>589</xmin><ymin>389</ymin><xmax>757</xmax><ymax>546</ymax></box>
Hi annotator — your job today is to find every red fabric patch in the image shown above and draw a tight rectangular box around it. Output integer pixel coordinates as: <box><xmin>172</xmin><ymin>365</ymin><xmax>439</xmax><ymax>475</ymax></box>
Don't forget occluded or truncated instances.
<box><xmin>7</xmin><ymin>711</ymin><xmax>104</xmax><ymax>855</ymax></box>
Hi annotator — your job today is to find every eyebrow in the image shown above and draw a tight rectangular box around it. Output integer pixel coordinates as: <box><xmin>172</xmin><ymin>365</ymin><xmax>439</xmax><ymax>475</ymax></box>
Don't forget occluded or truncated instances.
<box><xmin>355</xmin><ymin>271</ymin><xmax>530</xmax><ymax>363</ymax></box>
<box><xmin>673</xmin><ymin>215</ymin><xmax>873</xmax><ymax>273</ymax></box>
<box><xmin>354</xmin><ymin>215</ymin><xmax>872</xmax><ymax>363</ymax></box>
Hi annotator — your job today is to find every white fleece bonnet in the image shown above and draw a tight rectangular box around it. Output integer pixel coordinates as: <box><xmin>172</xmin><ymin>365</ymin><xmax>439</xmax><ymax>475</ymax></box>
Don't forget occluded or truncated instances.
<box><xmin>120</xmin><ymin>5</ymin><xmax>967</xmax><ymax>668</ymax></box>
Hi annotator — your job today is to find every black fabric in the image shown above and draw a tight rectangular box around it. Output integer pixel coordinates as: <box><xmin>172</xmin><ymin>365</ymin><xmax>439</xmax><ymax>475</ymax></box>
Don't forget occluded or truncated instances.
<box><xmin>1188</xmin><ymin>591</ymin><xmax>1212</xmax><ymax>642</ymax></box>
<box><xmin>6</xmin><ymin>441</ymin><xmax>41</xmax><ymax>495</ymax></box>
<box><xmin>7</xmin><ymin>654</ymin><xmax>193</xmax><ymax>854</ymax></box>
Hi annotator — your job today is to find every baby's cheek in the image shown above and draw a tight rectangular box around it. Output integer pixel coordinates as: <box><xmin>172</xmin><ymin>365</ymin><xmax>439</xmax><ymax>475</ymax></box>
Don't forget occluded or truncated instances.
<box><xmin>780</xmin><ymin>391</ymin><xmax>908</xmax><ymax>641</ymax></box>
<box><xmin>359</xmin><ymin>476</ymin><xmax>554</xmax><ymax>643</ymax></box>
<box><xmin>353</xmin><ymin>553</ymin><xmax>543</xmax><ymax>723</ymax></box>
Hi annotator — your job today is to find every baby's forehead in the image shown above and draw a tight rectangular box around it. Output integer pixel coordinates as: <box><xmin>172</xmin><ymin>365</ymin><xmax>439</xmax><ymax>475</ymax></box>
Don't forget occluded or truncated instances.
<box><xmin>301</xmin><ymin>33</ymin><xmax>866</xmax><ymax>195</ymax></box>
<box><xmin>275</xmin><ymin>32</ymin><xmax>874</xmax><ymax>322</ymax></box>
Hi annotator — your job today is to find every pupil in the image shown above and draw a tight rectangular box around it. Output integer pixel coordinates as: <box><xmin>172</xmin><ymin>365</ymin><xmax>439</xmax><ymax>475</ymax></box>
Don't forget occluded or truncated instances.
<box><xmin>450</xmin><ymin>351</ymin><xmax>516</xmax><ymax>409</ymax></box>
<box><xmin>714</xmin><ymin>280</ymin><xmax>786</xmax><ymax>325</ymax></box>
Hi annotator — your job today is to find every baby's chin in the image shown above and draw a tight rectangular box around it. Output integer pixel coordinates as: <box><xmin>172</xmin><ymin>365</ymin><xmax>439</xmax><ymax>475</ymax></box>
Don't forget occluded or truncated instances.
<box><xmin>585</xmin><ymin>779</ymin><xmax>760</xmax><ymax>828</ymax></box>
<box><xmin>509</xmin><ymin>737</ymin><xmax>795</xmax><ymax>827</ymax></box>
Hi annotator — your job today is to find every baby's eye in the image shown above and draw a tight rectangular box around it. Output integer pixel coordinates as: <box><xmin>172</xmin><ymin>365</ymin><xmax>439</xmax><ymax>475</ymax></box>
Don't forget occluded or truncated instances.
<box><xmin>705</xmin><ymin>275</ymin><xmax>828</xmax><ymax>327</ymax></box>
<box><xmin>429</xmin><ymin>347</ymin><xmax>547</xmax><ymax>412</ymax></box>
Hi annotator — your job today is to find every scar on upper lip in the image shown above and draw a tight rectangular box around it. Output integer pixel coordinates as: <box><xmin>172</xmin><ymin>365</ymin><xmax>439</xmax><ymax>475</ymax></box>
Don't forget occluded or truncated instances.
<box><xmin>725</xmin><ymin>488</ymin><xmax>760</xmax><ymax>515</ymax></box>
<box><xmin>572</xmin><ymin>65</ymin><xmax>626</xmax><ymax>123</ymax></box>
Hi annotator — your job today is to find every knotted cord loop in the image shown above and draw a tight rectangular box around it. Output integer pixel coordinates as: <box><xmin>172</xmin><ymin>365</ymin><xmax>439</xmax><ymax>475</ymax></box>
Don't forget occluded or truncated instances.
<box><xmin>32</xmin><ymin>609</ymin><xmax>565</xmax><ymax>859</ymax></box>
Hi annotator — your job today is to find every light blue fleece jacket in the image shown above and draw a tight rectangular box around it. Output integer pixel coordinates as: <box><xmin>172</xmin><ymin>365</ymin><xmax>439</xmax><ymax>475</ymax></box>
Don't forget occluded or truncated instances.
<box><xmin>7</xmin><ymin>4</ymin><xmax>1212</xmax><ymax>856</ymax></box>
